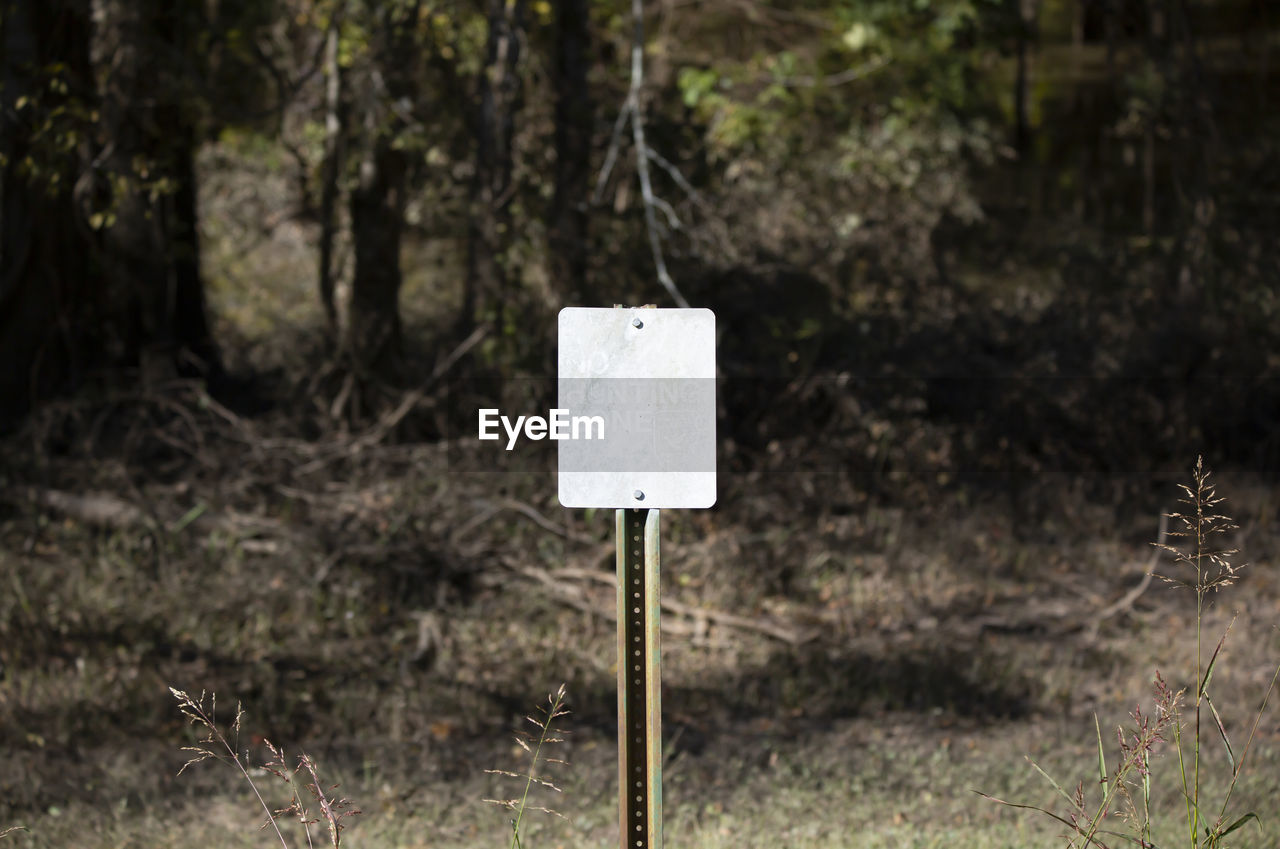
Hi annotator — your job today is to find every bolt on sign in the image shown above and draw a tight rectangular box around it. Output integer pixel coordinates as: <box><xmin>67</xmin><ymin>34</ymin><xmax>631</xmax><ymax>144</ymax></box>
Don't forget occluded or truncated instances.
<box><xmin>558</xmin><ymin>306</ymin><xmax>716</xmax><ymax>849</ymax></box>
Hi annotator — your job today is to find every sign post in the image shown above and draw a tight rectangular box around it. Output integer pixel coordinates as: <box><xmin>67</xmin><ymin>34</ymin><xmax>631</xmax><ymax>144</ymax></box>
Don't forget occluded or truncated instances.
<box><xmin>558</xmin><ymin>306</ymin><xmax>716</xmax><ymax>849</ymax></box>
<box><xmin>617</xmin><ymin>507</ymin><xmax>662</xmax><ymax>849</ymax></box>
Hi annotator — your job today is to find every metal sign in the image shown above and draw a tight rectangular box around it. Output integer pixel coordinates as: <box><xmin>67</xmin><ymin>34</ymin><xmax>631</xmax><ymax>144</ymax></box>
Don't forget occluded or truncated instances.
<box><xmin>557</xmin><ymin>307</ymin><xmax>716</xmax><ymax>508</ymax></box>
<box><xmin>558</xmin><ymin>305</ymin><xmax>715</xmax><ymax>849</ymax></box>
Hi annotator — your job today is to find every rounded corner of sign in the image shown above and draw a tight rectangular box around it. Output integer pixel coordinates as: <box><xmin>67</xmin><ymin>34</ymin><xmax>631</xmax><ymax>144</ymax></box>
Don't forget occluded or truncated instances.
<box><xmin>688</xmin><ymin>306</ymin><xmax>714</xmax><ymax>327</ymax></box>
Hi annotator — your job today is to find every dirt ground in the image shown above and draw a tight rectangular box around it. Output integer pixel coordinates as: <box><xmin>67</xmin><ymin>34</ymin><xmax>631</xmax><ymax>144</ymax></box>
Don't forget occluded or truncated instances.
<box><xmin>1</xmin><ymin>370</ymin><xmax>1277</xmax><ymax>847</ymax></box>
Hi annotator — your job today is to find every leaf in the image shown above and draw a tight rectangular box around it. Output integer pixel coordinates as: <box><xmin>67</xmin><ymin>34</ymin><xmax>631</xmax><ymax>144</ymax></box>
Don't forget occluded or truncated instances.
<box><xmin>1142</xmin><ymin>760</ymin><xmax>1151</xmax><ymax>814</ymax></box>
<box><xmin>1094</xmin><ymin>713</ymin><xmax>1108</xmax><ymax>794</ymax></box>
<box><xmin>1218</xmin><ymin>812</ymin><xmax>1260</xmax><ymax>838</ymax></box>
<box><xmin>1025</xmin><ymin>756</ymin><xmax>1079</xmax><ymax>810</ymax></box>
<box><xmin>972</xmin><ymin>790</ymin><xmax>1081</xmax><ymax>832</ymax></box>
<box><xmin>170</xmin><ymin>503</ymin><xmax>207</xmax><ymax>534</ymax></box>
<box><xmin>1204</xmin><ymin>693</ymin><xmax>1236</xmax><ymax>773</ymax></box>
<box><xmin>1095</xmin><ymin>828</ymin><xmax>1158</xmax><ymax>847</ymax></box>
<box><xmin>677</xmin><ymin>67</ymin><xmax>718</xmax><ymax>109</ymax></box>
<box><xmin>841</xmin><ymin>22</ymin><xmax>877</xmax><ymax>52</ymax></box>
<box><xmin>1199</xmin><ymin>620</ymin><xmax>1235</xmax><ymax>698</ymax></box>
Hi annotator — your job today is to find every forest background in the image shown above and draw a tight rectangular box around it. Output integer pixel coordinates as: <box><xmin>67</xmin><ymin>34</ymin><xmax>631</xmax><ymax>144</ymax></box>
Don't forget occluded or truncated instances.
<box><xmin>2</xmin><ymin>0</ymin><xmax>1279</xmax><ymax>847</ymax></box>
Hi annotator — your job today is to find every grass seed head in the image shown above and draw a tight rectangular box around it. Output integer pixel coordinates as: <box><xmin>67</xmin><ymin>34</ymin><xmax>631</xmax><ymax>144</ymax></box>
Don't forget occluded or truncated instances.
<box><xmin>1153</xmin><ymin>456</ymin><xmax>1243</xmax><ymax>596</ymax></box>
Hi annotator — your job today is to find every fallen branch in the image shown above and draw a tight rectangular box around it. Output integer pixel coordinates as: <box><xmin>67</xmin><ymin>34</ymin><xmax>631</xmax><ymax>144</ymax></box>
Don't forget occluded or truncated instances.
<box><xmin>946</xmin><ymin>514</ymin><xmax>1171</xmax><ymax>642</ymax></box>
<box><xmin>295</xmin><ymin>324</ymin><xmax>489</xmax><ymax>476</ymax></box>
<box><xmin>508</xmin><ymin>559</ymin><xmax>816</xmax><ymax>645</ymax></box>
<box><xmin>2</xmin><ymin>486</ymin><xmax>292</xmax><ymax>549</ymax></box>
<box><xmin>496</xmin><ymin>497</ymin><xmax>600</xmax><ymax>544</ymax></box>
<box><xmin>449</xmin><ymin>498</ymin><xmax>601</xmax><ymax>549</ymax></box>
<box><xmin>352</xmin><ymin>323</ymin><xmax>489</xmax><ymax>447</ymax></box>
<box><xmin>1087</xmin><ymin>512</ymin><xmax>1169</xmax><ymax>639</ymax></box>
<box><xmin>5</xmin><ymin>488</ymin><xmax>151</xmax><ymax>531</ymax></box>
<box><xmin>498</xmin><ymin>557</ymin><xmax>715</xmax><ymax>642</ymax></box>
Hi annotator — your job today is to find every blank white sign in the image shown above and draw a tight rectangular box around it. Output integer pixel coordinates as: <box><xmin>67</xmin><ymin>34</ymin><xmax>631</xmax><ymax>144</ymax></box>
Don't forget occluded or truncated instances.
<box><xmin>558</xmin><ymin>307</ymin><xmax>716</xmax><ymax>508</ymax></box>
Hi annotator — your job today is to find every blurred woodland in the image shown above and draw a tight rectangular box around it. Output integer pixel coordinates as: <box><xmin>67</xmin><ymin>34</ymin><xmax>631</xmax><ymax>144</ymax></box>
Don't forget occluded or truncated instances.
<box><xmin>3</xmin><ymin>0</ymin><xmax>1278</xmax><ymax>438</ymax></box>
<box><xmin>2</xmin><ymin>0</ymin><xmax>1280</xmax><ymax>847</ymax></box>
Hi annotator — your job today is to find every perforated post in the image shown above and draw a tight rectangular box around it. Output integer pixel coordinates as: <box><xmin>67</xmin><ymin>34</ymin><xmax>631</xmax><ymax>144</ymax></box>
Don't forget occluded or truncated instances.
<box><xmin>617</xmin><ymin>508</ymin><xmax>662</xmax><ymax>849</ymax></box>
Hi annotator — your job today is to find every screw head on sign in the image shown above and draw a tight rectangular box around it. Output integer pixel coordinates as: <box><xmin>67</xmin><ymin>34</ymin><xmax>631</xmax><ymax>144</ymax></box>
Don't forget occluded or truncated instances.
<box><xmin>632</xmin><ymin>317</ymin><xmax>644</xmax><ymax>328</ymax></box>
<box><xmin>633</xmin><ymin>490</ymin><xmax>645</xmax><ymax>501</ymax></box>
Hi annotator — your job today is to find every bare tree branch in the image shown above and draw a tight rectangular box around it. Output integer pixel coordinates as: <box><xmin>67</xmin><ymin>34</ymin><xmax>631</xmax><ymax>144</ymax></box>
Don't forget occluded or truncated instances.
<box><xmin>645</xmin><ymin>148</ymin><xmax>712</xmax><ymax>213</ymax></box>
<box><xmin>592</xmin><ymin>101</ymin><xmax>633</xmax><ymax>205</ymax></box>
<box><xmin>650</xmin><ymin>194</ymin><xmax>682</xmax><ymax>231</ymax></box>
<box><xmin>780</xmin><ymin>55</ymin><xmax>891</xmax><ymax>88</ymax></box>
<box><xmin>627</xmin><ymin>0</ymin><xmax>690</xmax><ymax>308</ymax></box>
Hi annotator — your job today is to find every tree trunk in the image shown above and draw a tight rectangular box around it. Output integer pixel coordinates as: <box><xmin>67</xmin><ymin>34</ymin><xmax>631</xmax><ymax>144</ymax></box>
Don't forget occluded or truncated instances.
<box><xmin>94</xmin><ymin>0</ymin><xmax>221</xmax><ymax>382</ymax></box>
<box><xmin>1</xmin><ymin>0</ymin><xmax>221</xmax><ymax>416</ymax></box>
<box><xmin>1165</xmin><ymin>0</ymin><xmax>1217</xmax><ymax>307</ymax></box>
<box><xmin>0</xmin><ymin>0</ymin><xmax>100</xmax><ymax>414</ymax></box>
<box><xmin>167</xmin><ymin>123</ymin><xmax>220</xmax><ymax>376</ymax></box>
<box><xmin>347</xmin><ymin>132</ymin><xmax>407</xmax><ymax>377</ymax></box>
<box><xmin>462</xmin><ymin>0</ymin><xmax>527</xmax><ymax>330</ymax></box>
<box><xmin>318</xmin><ymin>19</ymin><xmax>344</xmax><ymax>340</ymax></box>
<box><xmin>1104</xmin><ymin>0</ymin><xmax>1117</xmax><ymax>77</ymax></box>
<box><xmin>1141</xmin><ymin>119</ymin><xmax>1155</xmax><ymax>236</ymax></box>
<box><xmin>341</xmin><ymin>2</ymin><xmax>422</xmax><ymax>383</ymax></box>
<box><xmin>548</xmin><ymin>0</ymin><xmax>593</xmax><ymax>307</ymax></box>
<box><xmin>1013</xmin><ymin>0</ymin><xmax>1039</xmax><ymax>156</ymax></box>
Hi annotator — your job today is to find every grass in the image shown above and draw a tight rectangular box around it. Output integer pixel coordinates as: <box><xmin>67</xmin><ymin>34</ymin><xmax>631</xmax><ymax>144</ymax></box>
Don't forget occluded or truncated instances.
<box><xmin>1</xmin><ymin>340</ymin><xmax>1277</xmax><ymax>849</ymax></box>
<box><xmin>2</xmin><ymin>448</ymin><xmax>1278</xmax><ymax>848</ymax></box>
<box><xmin>163</xmin><ymin>684</ymin><xmax>572</xmax><ymax>849</ymax></box>
<box><xmin>171</xmin><ymin>687</ymin><xmax>359</xmax><ymax>848</ymax></box>
<box><xmin>3</xmin><ymin>720</ymin><xmax>1275</xmax><ymax>848</ymax></box>
<box><xmin>980</xmin><ymin>459</ymin><xmax>1280</xmax><ymax>848</ymax></box>
<box><xmin>482</xmin><ymin>684</ymin><xmax>571</xmax><ymax>849</ymax></box>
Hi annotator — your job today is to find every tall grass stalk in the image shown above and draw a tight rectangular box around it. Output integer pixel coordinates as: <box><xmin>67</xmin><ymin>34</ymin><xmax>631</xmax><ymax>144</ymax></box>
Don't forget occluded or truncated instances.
<box><xmin>170</xmin><ymin>687</ymin><xmax>359</xmax><ymax>848</ymax></box>
<box><xmin>484</xmin><ymin>684</ymin><xmax>571</xmax><ymax>849</ymax></box>
<box><xmin>979</xmin><ymin>458</ymin><xmax>1279</xmax><ymax>848</ymax></box>
<box><xmin>1153</xmin><ymin>457</ymin><xmax>1248</xmax><ymax>847</ymax></box>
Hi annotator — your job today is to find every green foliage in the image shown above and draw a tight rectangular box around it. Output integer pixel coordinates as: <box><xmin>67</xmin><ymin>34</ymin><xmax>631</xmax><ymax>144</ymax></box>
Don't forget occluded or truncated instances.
<box><xmin>3</xmin><ymin>62</ymin><xmax>95</xmax><ymax>195</ymax></box>
<box><xmin>654</xmin><ymin>0</ymin><xmax>1010</xmax><ymax>281</ymax></box>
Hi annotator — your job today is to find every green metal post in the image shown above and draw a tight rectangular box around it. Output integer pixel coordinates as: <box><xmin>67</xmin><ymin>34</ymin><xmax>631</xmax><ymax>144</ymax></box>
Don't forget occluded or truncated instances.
<box><xmin>617</xmin><ymin>508</ymin><xmax>662</xmax><ymax>849</ymax></box>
